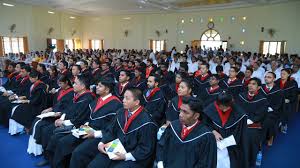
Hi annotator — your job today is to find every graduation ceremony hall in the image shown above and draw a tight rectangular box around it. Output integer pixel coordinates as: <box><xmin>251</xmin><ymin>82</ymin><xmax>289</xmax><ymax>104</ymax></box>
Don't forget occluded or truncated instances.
<box><xmin>0</xmin><ymin>0</ymin><xmax>300</xmax><ymax>167</ymax></box>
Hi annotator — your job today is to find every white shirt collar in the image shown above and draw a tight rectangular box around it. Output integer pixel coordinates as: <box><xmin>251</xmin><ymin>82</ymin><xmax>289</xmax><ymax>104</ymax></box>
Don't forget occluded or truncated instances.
<box><xmin>101</xmin><ymin>93</ymin><xmax>112</xmax><ymax>101</ymax></box>
<box><xmin>183</xmin><ymin>120</ymin><xmax>199</xmax><ymax>130</ymax></box>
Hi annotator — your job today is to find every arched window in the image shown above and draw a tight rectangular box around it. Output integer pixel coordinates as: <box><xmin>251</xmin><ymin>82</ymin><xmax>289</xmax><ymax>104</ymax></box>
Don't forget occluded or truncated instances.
<box><xmin>200</xmin><ymin>29</ymin><xmax>227</xmax><ymax>50</ymax></box>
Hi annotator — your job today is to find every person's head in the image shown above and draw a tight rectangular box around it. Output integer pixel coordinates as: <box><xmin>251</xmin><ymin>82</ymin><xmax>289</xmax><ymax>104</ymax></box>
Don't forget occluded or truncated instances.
<box><xmin>7</xmin><ymin>62</ymin><xmax>16</xmax><ymax>73</ymax></box>
<box><xmin>229</xmin><ymin>67</ymin><xmax>239</xmax><ymax>78</ymax></box>
<box><xmin>96</xmin><ymin>78</ymin><xmax>114</xmax><ymax>97</ymax></box>
<box><xmin>159</xmin><ymin>63</ymin><xmax>168</xmax><ymax>72</ymax></box>
<box><xmin>80</xmin><ymin>60</ymin><xmax>89</xmax><ymax>69</ymax></box>
<box><xmin>178</xmin><ymin>79</ymin><xmax>192</xmax><ymax>97</ymax></box>
<box><xmin>281</xmin><ymin>68</ymin><xmax>292</xmax><ymax>80</ymax></box>
<box><xmin>245</xmin><ymin>67</ymin><xmax>253</xmax><ymax>78</ymax></box>
<box><xmin>73</xmin><ymin>75</ymin><xmax>90</xmax><ymax>93</ymax></box>
<box><xmin>292</xmin><ymin>64</ymin><xmax>299</xmax><ymax>73</ymax></box>
<box><xmin>20</xmin><ymin>65</ymin><xmax>31</xmax><ymax>77</ymax></box>
<box><xmin>271</xmin><ymin>60</ymin><xmax>278</xmax><ymax>70</ymax></box>
<box><xmin>253</xmin><ymin>62</ymin><xmax>259</xmax><ymax>70</ymax></box>
<box><xmin>134</xmin><ymin>68</ymin><xmax>143</xmax><ymax>78</ymax></box>
<box><xmin>248</xmin><ymin>77</ymin><xmax>261</xmax><ymax>93</ymax></box>
<box><xmin>216</xmin><ymin>65</ymin><xmax>223</xmax><ymax>75</ymax></box>
<box><xmin>92</xmin><ymin>60</ymin><xmax>100</xmax><ymax>69</ymax></box>
<box><xmin>58</xmin><ymin>75</ymin><xmax>72</xmax><ymax>89</ymax></box>
<box><xmin>146</xmin><ymin>59</ymin><xmax>153</xmax><ymax>67</ymax></box>
<box><xmin>147</xmin><ymin>75</ymin><xmax>160</xmax><ymax>89</ymax></box>
<box><xmin>216</xmin><ymin>91</ymin><xmax>233</xmax><ymax>112</ymax></box>
<box><xmin>264</xmin><ymin>72</ymin><xmax>276</xmax><ymax>85</ymax></box>
<box><xmin>179</xmin><ymin>97</ymin><xmax>203</xmax><ymax>126</ymax></box>
<box><xmin>58</xmin><ymin>60</ymin><xmax>68</xmax><ymax>71</ymax></box>
<box><xmin>175</xmin><ymin>72</ymin><xmax>187</xmax><ymax>84</ymax></box>
<box><xmin>48</xmin><ymin>66</ymin><xmax>58</xmax><ymax>77</ymax></box>
<box><xmin>123</xmin><ymin>87</ymin><xmax>143</xmax><ymax>110</ymax></box>
<box><xmin>209</xmin><ymin>74</ymin><xmax>220</xmax><ymax>86</ymax></box>
<box><xmin>72</xmin><ymin>65</ymin><xmax>81</xmax><ymax>76</ymax></box>
<box><xmin>37</xmin><ymin>64</ymin><xmax>46</xmax><ymax>73</ymax></box>
<box><xmin>29</xmin><ymin>70</ymin><xmax>39</xmax><ymax>83</ymax></box>
<box><xmin>101</xmin><ymin>62</ymin><xmax>110</xmax><ymax>71</ymax></box>
<box><xmin>119</xmin><ymin>70</ymin><xmax>131</xmax><ymax>83</ymax></box>
<box><xmin>200</xmin><ymin>62</ymin><xmax>209</xmax><ymax>75</ymax></box>
<box><xmin>15</xmin><ymin>62</ymin><xmax>25</xmax><ymax>73</ymax></box>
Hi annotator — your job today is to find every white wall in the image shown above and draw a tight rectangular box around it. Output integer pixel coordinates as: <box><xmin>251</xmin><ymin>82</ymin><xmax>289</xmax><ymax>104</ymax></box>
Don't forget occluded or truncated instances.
<box><xmin>82</xmin><ymin>1</ymin><xmax>300</xmax><ymax>54</ymax></box>
<box><xmin>0</xmin><ymin>3</ymin><xmax>82</xmax><ymax>52</ymax></box>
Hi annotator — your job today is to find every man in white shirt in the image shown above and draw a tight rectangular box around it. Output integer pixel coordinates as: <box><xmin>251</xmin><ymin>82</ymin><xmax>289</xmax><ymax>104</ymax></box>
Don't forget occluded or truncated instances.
<box><xmin>291</xmin><ymin>64</ymin><xmax>300</xmax><ymax>88</ymax></box>
<box><xmin>251</xmin><ymin>62</ymin><xmax>265</xmax><ymax>84</ymax></box>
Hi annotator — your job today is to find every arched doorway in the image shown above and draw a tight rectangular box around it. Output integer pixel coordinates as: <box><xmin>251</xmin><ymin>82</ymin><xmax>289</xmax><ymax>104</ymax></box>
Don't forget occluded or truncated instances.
<box><xmin>200</xmin><ymin>29</ymin><xmax>227</xmax><ymax>50</ymax></box>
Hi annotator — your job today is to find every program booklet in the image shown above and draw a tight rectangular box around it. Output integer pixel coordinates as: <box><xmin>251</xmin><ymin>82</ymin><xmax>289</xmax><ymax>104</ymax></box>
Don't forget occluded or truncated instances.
<box><xmin>105</xmin><ymin>139</ymin><xmax>127</xmax><ymax>159</ymax></box>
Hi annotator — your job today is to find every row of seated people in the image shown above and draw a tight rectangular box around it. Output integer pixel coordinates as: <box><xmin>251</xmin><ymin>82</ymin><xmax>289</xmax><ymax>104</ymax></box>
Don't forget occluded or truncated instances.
<box><xmin>0</xmin><ymin>57</ymin><xmax>298</xmax><ymax>168</ymax></box>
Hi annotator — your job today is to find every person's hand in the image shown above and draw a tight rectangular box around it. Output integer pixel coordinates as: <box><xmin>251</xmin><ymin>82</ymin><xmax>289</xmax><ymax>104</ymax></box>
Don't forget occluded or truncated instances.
<box><xmin>2</xmin><ymin>92</ymin><xmax>9</xmax><ymax>97</ymax></box>
<box><xmin>41</xmin><ymin>108</ymin><xmax>51</xmax><ymax>114</ymax></box>
<box><xmin>212</xmin><ymin>130</ymin><xmax>223</xmax><ymax>141</ymax></box>
<box><xmin>18</xmin><ymin>96</ymin><xmax>26</xmax><ymax>100</ymax></box>
<box><xmin>82</xmin><ymin>130</ymin><xmax>95</xmax><ymax>139</ymax></box>
<box><xmin>54</xmin><ymin>119</ymin><xmax>64</xmax><ymax>127</ymax></box>
<box><xmin>98</xmin><ymin>143</ymin><xmax>108</xmax><ymax>154</ymax></box>
<box><xmin>111</xmin><ymin>152</ymin><xmax>126</xmax><ymax>161</ymax></box>
<box><xmin>54</xmin><ymin>112</ymin><xmax>61</xmax><ymax>117</ymax></box>
<box><xmin>9</xmin><ymin>95</ymin><xmax>17</xmax><ymax>100</ymax></box>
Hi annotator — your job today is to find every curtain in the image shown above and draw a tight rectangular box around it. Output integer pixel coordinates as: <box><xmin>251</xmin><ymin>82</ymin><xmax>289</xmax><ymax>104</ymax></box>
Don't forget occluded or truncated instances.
<box><xmin>163</xmin><ymin>40</ymin><xmax>166</xmax><ymax>50</ymax></box>
<box><xmin>23</xmin><ymin>37</ymin><xmax>29</xmax><ymax>54</ymax></box>
<box><xmin>75</xmin><ymin>39</ymin><xmax>81</xmax><ymax>49</ymax></box>
<box><xmin>259</xmin><ymin>40</ymin><xmax>264</xmax><ymax>54</ymax></box>
<box><xmin>149</xmin><ymin>39</ymin><xmax>153</xmax><ymax>50</ymax></box>
<box><xmin>88</xmin><ymin>40</ymin><xmax>92</xmax><ymax>49</ymax></box>
<box><xmin>0</xmin><ymin>36</ymin><xmax>3</xmax><ymax>56</ymax></box>
<box><xmin>101</xmin><ymin>40</ymin><xmax>104</xmax><ymax>50</ymax></box>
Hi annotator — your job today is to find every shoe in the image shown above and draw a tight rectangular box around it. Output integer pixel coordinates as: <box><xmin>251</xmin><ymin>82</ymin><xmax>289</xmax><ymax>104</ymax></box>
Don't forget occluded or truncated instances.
<box><xmin>35</xmin><ymin>160</ymin><xmax>49</xmax><ymax>167</ymax></box>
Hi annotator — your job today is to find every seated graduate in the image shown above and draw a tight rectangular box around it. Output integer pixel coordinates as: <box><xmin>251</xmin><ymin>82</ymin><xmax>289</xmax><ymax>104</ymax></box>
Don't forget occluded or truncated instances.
<box><xmin>235</xmin><ymin>77</ymin><xmax>268</xmax><ymax>167</ymax></box>
<box><xmin>261</xmin><ymin>72</ymin><xmax>283</xmax><ymax>146</ymax></box>
<box><xmin>156</xmin><ymin>96</ymin><xmax>217</xmax><ymax>168</ymax></box>
<box><xmin>70</xmin><ymin>65</ymin><xmax>82</xmax><ymax>83</ymax></box>
<box><xmin>58</xmin><ymin>60</ymin><xmax>71</xmax><ymax>79</ymax></box>
<box><xmin>27</xmin><ymin>75</ymin><xmax>74</xmax><ymax>156</ymax></box>
<box><xmin>275</xmin><ymin>68</ymin><xmax>298</xmax><ymax>134</ymax></box>
<box><xmin>220</xmin><ymin>67</ymin><xmax>243</xmax><ymax>100</ymax></box>
<box><xmin>165</xmin><ymin>79</ymin><xmax>192</xmax><ymax>124</ymax></box>
<box><xmin>35</xmin><ymin>75</ymin><xmax>95</xmax><ymax>167</ymax></box>
<box><xmin>131</xmin><ymin>67</ymin><xmax>147</xmax><ymax>92</ymax></box>
<box><xmin>99</xmin><ymin>62</ymin><xmax>114</xmax><ymax>80</ymax></box>
<box><xmin>88</xmin><ymin>87</ymin><xmax>158</xmax><ymax>168</ymax></box>
<box><xmin>9</xmin><ymin>70</ymin><xmax>47</xmax><ymax>135</ymax></box>
<box><xmin>164</xmin><ymin>72</ymin><xmax>187</xmax><ymax>101</ymax></box>
<box><xmin>193</xmin><ymin>62</ymin><xmax>211</xmax><ymax>97</ymax></box>
<box><xmin>142</xmin><ymin>74</ymin><xmax>166</xmax><ymax>126</ymax></box>
<box><xmin>36</xmin><ymin>63</ymin><xmax>50</xmax><ymax>85</ymax></box>
<box><xmin>0</xmin><ymin>65</ymin><xmax>31</xmax><ymax>128</ymax></box>
<box><xmin>203</xmin><ymin>91</ymin><xmax>248</xmax><ymax>168</ymax></box>
<box><xmin>91</xmin><ymin>59</ymin><xmax>101</xmax><ymax>85</ymax></box>
<box><xmin>157</xmin><ymin>62</ymin><xmax>175</xmax><ymax>101</ymax></box>
<box><xmin>198</xmin><ymin>74</ymin><xmax>223</xmax><ymax>106</ymax></box>
<box><xmin>51</xmin><ymin>77</ymin><xmax>123</xmax><ymax>168</ymax></box>
<box><xmin>241</xmin><ymin>67</ymin><xmax>253</xmax><ymax>91</ymax></box>
<box><xmin>216</xmin><ymin>65</ymin><xmax>228</xmax><ymax>81</ymax></box>
<box><xmin>114</xmin><ymin>70</ymin><xmax>132</xmax><ymax>100</ymax></box>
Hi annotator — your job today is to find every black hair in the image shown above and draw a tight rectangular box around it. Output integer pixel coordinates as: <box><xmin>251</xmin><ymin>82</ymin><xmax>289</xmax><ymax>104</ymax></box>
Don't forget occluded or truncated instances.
<box><xmin>126</xmin><ymin>87</ymin><xmax>143</xmax><ymax>103</ymax></box>
<box><xmin>81</xmin><ymin>60</ymin><xmax>88</xmax><ymax>66</ymax></box>
<box><xmin>246</xmin><ymin>67</ymin><xmax>253</xmax><ymax>73</ymax></box>
<box><xmin>21</xmin><ymin>65</ymin><xmax>31</xmax><ymax>72</ymax></box>
<box><xmin>182</xmin><ymin>96</ymin><xmax>203</xmax><ymax>115</ymax></box>
<box><xmin>93</xmin><ymin>59</ymin><xmax>100</xmax><ymax>66</ymax></box>
<box><xmin>60</xmin><ymin>60</ymin><xmax>68</xmax><ymax>69</ymax></box>
<box><xmin>76</xmin><ymin>74</ymin><xmax>90</xmax><ymax>89</ymax></box>
<box><xmin>120</xmin><ymin>70</ymin><xmax>131</xmax><ymax>79</ymax></box>
<box><xmin>249</xmin><ymin>77</ymin><xmax>262</xmax><ymax>86</ymax></box>
<box><xmin>8</xmin><ymin>62</ymin><xmax>16</xmax><ymax>67</ymax></box>
<box><xmin>58</xmin><ymin>75</ymin><xmax>72</xmax><ymax>87</ymax></box>
<box><xmin>50</xmin><ymin>66</ymin><xmax>58</xmax><ymax>77</ymax></box>
<box><xmin>266</xmin><ymin>71</ymin><xmax>276</xmax><ymax>79</ymax></box>
<box><xmin>73</xmin><ymin>65</ymin><xmax>82</xmax><ymax>72</ymax></box>
<box><xmin>230</xmin><ymin>66</ymin><xmax>239</xmax><ymax>73</ymax></box>
<box><xmin>216</xmin><ymin>65</ymin><xmax>223</xmax><ymax>73</ymax></box>
<box><xmin>216</xmin><ymin>91</ymin><xmax>233</xmax><ymax>107</ymax></box>
<box><xmin>149</xmin><ymin>74</ymin><xmax>161</xmax><ymax>84</ymax></box>
<box><xmin>210</xmin><ymin>74</ymin><xmax>220</xmax><ymax>80</ymax></box>
<box><xmin>29</xmin><ymin>70</ymin><xmax>39</xmax><ymax>78</ymax></box>
<box><xmin>38</xmin><ymin>64</ymin><xmax>46</xmax><ymax>72</ymax></box>
<box><xmin>98</xmin><ymin>77</ymin><xmax>115</xmax><ymax>93</ymax></box>
<box><xmin>200</xmin><ymin>62</ymin><xmax>210</xmax><ymax>69</ymax></box>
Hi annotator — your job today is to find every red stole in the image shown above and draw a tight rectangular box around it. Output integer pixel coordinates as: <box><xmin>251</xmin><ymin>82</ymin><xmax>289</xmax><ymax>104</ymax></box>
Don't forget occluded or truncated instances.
<box><xmin>7</xmin><ymin>72</ymin><xmax>17</xmax><ymax>79</ymax></box>
<box><xmin>194</xmin><ymin>70</ymin><xmax>201</xmax><ymax>78</ymax></box>
<box><xmin>178</xmin><ymin>96</ymin><xmax>183</xmax><ymax>109</ymax></box>
<box><xmin>73</xmin><ymin>90</ymin><xmax>94</xmax><ymax>102</ymax></box>
<box><xmin>146</xmin><ymin>87</ymin><xmax>160</xmax><ymax>100</ymax></box>
<box><xmin>243</xmin><ymin>77</ymin><xmax>250</xmax><ymax>86</ymax></box>
<box><xmin>228</xmin><ymin>78</ymin><xmax>237</xmax><ymax>85</ymax></box>
<box><xmin>175</xmin><ymin>83</ymin><xmax>179</xmax><ymax>93</ymax></box>
<box><xmin>30</xmin><ymin>80</ymin><xmax>43</xmax><ymax>95</ymax></box>
<box><xmin>92</xmin><ymin>68</ymin><xmax>99</xmax><ymax>75</ymax></box>
<box><xmin>181</xmin><ymin>120</ymin><xmax>200</xmax><ymax>140</ymax></box>
<box><xmin>200</xmin><ymin>73</ymin><xmax>209</xmax><ymax>81</ymax></box>
<box><xmin>61</xmin><ymin>69</ymin><xmax>68</xmax><ymax>75</ymax></box>
<box><xmin>209</xmin><ymin>86</ymin><xmax>220</xmax><ymax>93</ymax></box>
<box><xmin>101</xmin><ymin>69</ymin><xmax>110</xmax><ymax>75</ymax></box>
<box><xmin>123</xmin><ymin>106</ymin><xmax>144</xmax><ymax>133</ymax></box>
<box><xmin>263</xmin><ymin>85</ymin><xmax>272</xmax><ymax>93</ymax></box>
<box><xmin>146</xmin><ymin>66</ymin><xmax>154</xmax><ymax>78</ymax></box>
<box><xmin>20</xmin><ymin>76</ymin><xmax>29</xmax><ymax>85</ymax></box>
<box><xmin>15</xmin><ymin>74</ymin><xmax>22</xmax><ymax>81</ymax></box>
<box><xmin>247</xmin><ymin>90</ymin><xmax>259</xmax><ymax>101</ymax></box>
<box><xmin>57</xmin><ymin>88</ymin><xmax>74</xmax><ymax>101</ymax></box>
<box><xmin>214</xmin><ymin>102</ymin><xmax>232</xmax><ymax>127</ymax></box>
<box><xmin>115</xmin><ymin>66</ymin><xmax>122</xmax><ymax>72</ymax></box>
<box><xmin>280</xmin><ymin>79</ymin><xmax>287</xmax><ymax>89</ymax></box>
<box><xmin>118</xmin><ymin>82</ymin><xmax>129</xmax><ymax>95</ymax></box>
<box><xmin>93</xmin><ymin>96</ymin><xmax>120</xmax><ymax>112</ymax></box>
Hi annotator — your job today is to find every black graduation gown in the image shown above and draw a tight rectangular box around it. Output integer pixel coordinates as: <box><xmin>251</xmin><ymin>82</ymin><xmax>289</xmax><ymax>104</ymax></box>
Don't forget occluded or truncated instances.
<box><xmin>220</xmin><ymin>78</ymin><xmax>243</xmax><ymax>100</ymax></box>
<box><xmin>260</xmin><ymin>84</ymin><xmax>283</xmax><ymax>139</ymax></box>
<box><xmin>165</xmin><ymin>96</ymin><xmax>182</xmax><ymax>122</ymax></box>
<box><xmin>114</xmin><ymin>82</ymin><xmax>132</xmax><ymax>100</ymax></box>
<box><xmin>53</xmin><ymin>98</ymin><xmax>123</xmax><ymax>168</ymax></box>
<box><xmin>237</xmin><ymin>71</ymin><xmax>245</xmax><ymax>81</ymax></box>
<box><xmin>11</xmin><ymin>82</ymin><xmax>47</xmax><ymax>128</ymax></box>
<box><xmin>40</xmin><ymin>92</ymin><xmax>94</xmax><ymax>151</ymax></box>
<box><xmin>156</xmin><ymin>120</ymin><xmax>217</xmax><ymax>168</ymax></box>
<box><xmin>0</xmin><ymin>76</ymin><xmax>31</xmax><ymax>127</ymax></box>
<box><xmin>203</xmin><ymin>103</ymin><xmax>248</xmax><ymax>168</ymax></box>
<box><xmin>39</xmin><ymin>72</ymin><xmax>50</xmax><ymax>85</ymax></box>
<box><xmin>88</xmin><ymin>108</ymin><xmax>158</xmax><ymax>168</ymax></box>
<box><xmin>193</xmin><ymin>74</ymin><xmax>211</xmax><ymax>97</ymax></box>
<box><xmin>164</xmin><ymin>83</ymin><xmax>178</xmax><ymax>101</ymax></box>
<box><xmin>275</xmin><ymin>79</ymin><xmax>298</xmax><ymax>123</ymax></box>
<box><xmin>198</xmin><ymin>86</ymin><xmax>223</xmax><ymax>106</ymax></box>
<box><xmin>131</xmin><ymin>77</ymin><xmax>147</xmax><ymax>92</ymax></box>
<box><xmin>32</xmin><ymin>88</ymin><xmax>74</xmax><ymax>145</ymax></box>
<box><xmin>236</xmin><ymin>91</ymin><xmax>268</xmax><ymax>167</ymax></box>
<box><xmin>143</xmin><ymin>89</ymin><xmax>166</xmax><ymax>126</ymax></box>
<box><xmin>91</xmin><ymin>68</ymin><xmax>101</xmax><ymax>85</ymax></box>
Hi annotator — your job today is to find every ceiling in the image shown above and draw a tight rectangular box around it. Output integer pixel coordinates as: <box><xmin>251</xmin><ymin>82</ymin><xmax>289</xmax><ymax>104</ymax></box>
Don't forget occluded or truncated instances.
<box><xmin>8</xmin><ymin>0</ymin><xmax>295</xmax><ymax>15</ymax></box>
